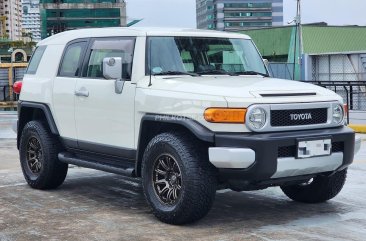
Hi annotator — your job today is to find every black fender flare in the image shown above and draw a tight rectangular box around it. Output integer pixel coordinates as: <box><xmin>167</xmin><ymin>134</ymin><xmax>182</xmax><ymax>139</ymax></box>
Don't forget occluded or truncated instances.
<box><xmin>17</xmin><ymin>101</ymin><xmax>59</xmax><ymax>148</ymax></box>
<box><xmin>135</xmin><ymin>114</ymin><xmax>215</xmax><ymax>176</ymax></box>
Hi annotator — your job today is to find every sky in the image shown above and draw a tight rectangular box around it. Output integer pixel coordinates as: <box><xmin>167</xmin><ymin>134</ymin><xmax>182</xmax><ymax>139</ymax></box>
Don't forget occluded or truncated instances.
<box><xmin>126</xmin><ymin>0</ymin><xmax>366</xmax><ymax>28</ymax></box>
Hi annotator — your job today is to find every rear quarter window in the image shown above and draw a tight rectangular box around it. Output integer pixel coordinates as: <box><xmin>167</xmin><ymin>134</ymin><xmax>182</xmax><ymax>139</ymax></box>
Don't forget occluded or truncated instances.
<box><xmin>26</xmin><ymin>46</ymin><xmax>47</xmax><ymax>75</ymax></box>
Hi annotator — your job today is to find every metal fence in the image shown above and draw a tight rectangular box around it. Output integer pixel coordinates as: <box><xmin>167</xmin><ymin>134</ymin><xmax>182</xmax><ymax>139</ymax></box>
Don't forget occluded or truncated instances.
<box><xmin>0</xmin><ymin>85</ymin><xmax>18</xmax><ymax>102</ymax></box>
<box><xmin>305</xmin><ymin>81</ymin><xmax>366</xmax><ymax>119</ymax></box>
<box><xmin>0</xmin><ymin>64</ymin><xmax>27</xmax><ymax>109</ymax></box>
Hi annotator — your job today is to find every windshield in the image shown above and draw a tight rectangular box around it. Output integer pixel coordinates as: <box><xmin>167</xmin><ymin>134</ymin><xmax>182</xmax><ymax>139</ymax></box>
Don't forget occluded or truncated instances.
<box><xmin>146</xmin><ymin>36</ymin><xmax>268</xmax><ymax>76</ymax></box>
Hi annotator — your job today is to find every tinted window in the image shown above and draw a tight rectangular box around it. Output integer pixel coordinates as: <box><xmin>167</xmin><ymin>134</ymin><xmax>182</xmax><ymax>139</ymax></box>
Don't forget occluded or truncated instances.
<box><xmin>59</xmin><ymin>41</ymin><xmax>86</xmax><ymax>77</ymax></box>
<box><xmin>83</xmin><ymin>38</ymin><xmax>135</xmax><ymax>80</ymax></box>
<box><xmin>26</xmin><ymin>46</ymin><xmax>46</xmax><ymax>75</ymax></box>
<box><xmin>146</xmin><ymin>37</ymin><xmax>267</xmax><ymax>76</ymax></box>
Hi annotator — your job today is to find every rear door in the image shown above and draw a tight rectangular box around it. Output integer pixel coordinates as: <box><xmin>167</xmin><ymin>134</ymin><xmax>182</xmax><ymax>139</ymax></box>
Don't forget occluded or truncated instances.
<box><xmin>52</xmin><ymin>40</ymin><xmax>88</xmax><ymax>147</ymax></box>
<box><xmin>74</xmin><ymin>37</ymin><xmax>136</xmax><ymax>156</ymax></box>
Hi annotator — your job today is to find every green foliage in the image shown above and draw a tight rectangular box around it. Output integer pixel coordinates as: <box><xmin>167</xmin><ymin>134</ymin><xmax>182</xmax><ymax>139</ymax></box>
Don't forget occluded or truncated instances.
<box><xmin>0</xmin><ymin>40</ymin><xmax>36</xmax><ymax>49</ymax></box>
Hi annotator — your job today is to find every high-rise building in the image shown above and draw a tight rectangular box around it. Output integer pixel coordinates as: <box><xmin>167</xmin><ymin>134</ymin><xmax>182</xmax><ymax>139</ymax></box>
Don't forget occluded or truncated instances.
<box><xmin>22</xmin><ymin>0</ymin><xmax>41</xmax><ymax>42</ymax></box>
<box><xmin>0</xmin><ymin>0</ymin><xmax>22</xmax><ymax>40</ymax></box>
<box><xmin>39</xmin><ymin>0</ymin><xmax>127</xmax><ymax>39</ymax></box>
<box><xmin>196</xmin><ymin>0</ymin><xmax>283</xmax><ymax>31</ymax></box>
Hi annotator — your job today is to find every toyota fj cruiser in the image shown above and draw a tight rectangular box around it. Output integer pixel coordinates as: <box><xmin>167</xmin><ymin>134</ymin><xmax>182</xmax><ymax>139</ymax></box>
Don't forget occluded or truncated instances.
<box><xmin>15</xmin><ymin>28</ymin><xmax>361</xmax><ymax>224</ymax></box>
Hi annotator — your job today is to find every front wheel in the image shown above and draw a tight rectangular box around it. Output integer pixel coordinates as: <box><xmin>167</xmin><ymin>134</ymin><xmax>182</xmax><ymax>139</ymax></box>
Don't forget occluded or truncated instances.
<box><xmin>142</xmin><ymin>132</ymin><xmax>217</xmax><ymax>224</ymax></box>
<box><xmin>281</xmin><ymin>169</ymin><xmax>347</xmax><ymax>203</ymax></box>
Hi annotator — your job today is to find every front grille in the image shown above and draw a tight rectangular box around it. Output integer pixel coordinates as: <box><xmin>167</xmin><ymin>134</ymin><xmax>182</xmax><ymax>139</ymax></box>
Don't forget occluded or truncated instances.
<box><xmin>278</xmin><ymin>141</ymin><xmax>344</xmax><ymax>158</ymax></box>
<box><xmin>271</xmin><ymin>108</ymin><xmax>328</xmax><ymax>127</ymax></box>
<box><xmin>278</xmin><ymin>146</ymin><xmax>296</xmax><ymax>158</ymax></box>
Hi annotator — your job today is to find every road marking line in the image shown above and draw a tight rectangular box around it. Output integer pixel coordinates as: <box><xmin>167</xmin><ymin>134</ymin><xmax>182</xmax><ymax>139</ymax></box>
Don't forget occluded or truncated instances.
<box><xmin>0</xmin><ymin>183</ymin><xmax>26</xmax><ymax>188</ymax></box>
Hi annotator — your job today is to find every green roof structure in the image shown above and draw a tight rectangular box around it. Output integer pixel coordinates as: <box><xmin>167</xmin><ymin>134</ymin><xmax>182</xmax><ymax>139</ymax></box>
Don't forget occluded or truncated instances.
<box><xmin>242</xmin><ymin>25</ymin><xmax>366</xmax><ymax>58</ymax></box>
<box><xmin>302</xmin><ymin>26</ymin><xmax>366</xmax><ymax>54</ymax></box>
<box><xmin>243</xmin><ymin>26</ymin><xmax>291</xmax><ymax>58</ymax></box>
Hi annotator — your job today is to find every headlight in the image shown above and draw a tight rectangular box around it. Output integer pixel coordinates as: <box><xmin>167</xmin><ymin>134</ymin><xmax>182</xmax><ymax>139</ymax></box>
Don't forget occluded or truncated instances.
<box><xmin>248</xmin><ymin>107</ymin><xmax>267</xmax><ymax>129</ymax></box>
<box><xmin>332</xmin><ymin>104</ymin><xmax>344</xmax><ymax>124</ymax></box>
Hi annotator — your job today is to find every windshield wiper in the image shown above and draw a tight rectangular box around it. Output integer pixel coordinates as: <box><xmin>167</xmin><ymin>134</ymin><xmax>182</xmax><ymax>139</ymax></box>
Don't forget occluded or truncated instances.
<box><xmin>234</xmin><ymin>71</ymin><xmax>269</xmax><ymax>77</ymax></box>
<box><xmin>197</xmin><ymin>69</ymin><xmax>239</xmax><ymax>76</ymax></box>
<box><xmin>153</xmin><ymin>71</ymin><xmax>200</xmax><ymax>77</ymax></box>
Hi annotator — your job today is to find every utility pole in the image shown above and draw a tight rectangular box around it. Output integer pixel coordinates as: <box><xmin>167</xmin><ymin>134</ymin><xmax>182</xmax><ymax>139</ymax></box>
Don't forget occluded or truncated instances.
<box><xmin>292</xmin><ymin>0</ymin><xmax>302</xmax><ymax>80</ymax></box>
<box><xmin>8</xmin><ymin>47</ymin><xmax>14</xmax><ymax>102</ymax></box>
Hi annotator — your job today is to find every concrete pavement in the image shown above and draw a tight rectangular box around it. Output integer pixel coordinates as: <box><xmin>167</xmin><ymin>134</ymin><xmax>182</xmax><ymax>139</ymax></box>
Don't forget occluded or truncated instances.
<box><xmin>0</xmin><ymin>112</ymin><xmax>16</xmax><ymax>139</ymax></box>
<box><xmin>0</xmin><ymin>138</ymin><xmax>366</xmax><ymax>240</ymax></box>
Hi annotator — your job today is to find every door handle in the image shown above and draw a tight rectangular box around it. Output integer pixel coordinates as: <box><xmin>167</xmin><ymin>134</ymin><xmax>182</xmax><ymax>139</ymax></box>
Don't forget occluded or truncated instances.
<box><xmin>74</xmin><ymin>89</ymin><xmax>89</xmax><ymax>97</ymax></box>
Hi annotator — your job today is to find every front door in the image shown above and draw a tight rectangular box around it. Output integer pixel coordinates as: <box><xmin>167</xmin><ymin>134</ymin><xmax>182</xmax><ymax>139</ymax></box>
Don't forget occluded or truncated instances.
<box><xmin>74</xmin><ymin>37</ymin><xmax>136</xmax><ymax>156</ymax></box>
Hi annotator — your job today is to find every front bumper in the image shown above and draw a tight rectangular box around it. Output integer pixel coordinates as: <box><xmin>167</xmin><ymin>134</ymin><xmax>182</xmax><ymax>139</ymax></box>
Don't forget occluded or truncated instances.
<box><xmin>209</xmin><ymin>126</ymin><xmax>355</xmax><ymax>181</ymax></box>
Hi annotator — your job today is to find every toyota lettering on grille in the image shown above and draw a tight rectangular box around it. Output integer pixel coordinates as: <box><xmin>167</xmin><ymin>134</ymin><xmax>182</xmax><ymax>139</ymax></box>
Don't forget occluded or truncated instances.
<box><xmin>290</xmin><ymin>113</ymin><xmax>312</xmax><ymax>121</ymax></box>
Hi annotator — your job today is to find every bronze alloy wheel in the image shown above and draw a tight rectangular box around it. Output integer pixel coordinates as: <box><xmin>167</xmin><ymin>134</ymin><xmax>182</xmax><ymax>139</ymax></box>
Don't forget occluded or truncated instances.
<box><xmin>26</xmin><ymin>136</ymin><xmax>43</xmax><ymax>174</ymax></box>
<box><xmin>152</xmin><ymin>154</ymin><xmax>182</xmax><ymax>205</ymax></box>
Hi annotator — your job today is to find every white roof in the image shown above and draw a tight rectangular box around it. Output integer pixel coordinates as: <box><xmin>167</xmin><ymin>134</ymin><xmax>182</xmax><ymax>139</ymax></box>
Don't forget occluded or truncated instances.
<box><xmin>38</xmin><ymin>27</ymin><xmax>251</xmax><ymax>46</ymax></box>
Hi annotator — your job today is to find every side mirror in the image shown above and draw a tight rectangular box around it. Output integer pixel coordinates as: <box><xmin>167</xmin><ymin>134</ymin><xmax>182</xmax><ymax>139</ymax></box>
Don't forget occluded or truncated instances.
<box><xmin>103</xmin><ymin>57</ymin><xmax>123</xmax><ymax>80</ymax></box>
<box><xmin>102</xmin><ymin>57</ymin><xmax>124</xmax><ymax>94</ymax></box>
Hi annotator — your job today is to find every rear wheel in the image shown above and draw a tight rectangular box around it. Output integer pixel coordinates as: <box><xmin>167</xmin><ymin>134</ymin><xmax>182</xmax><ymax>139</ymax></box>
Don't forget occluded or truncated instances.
<box><xmin>281</xmin><ymin>169</ymin><xmax>347</xmax><ymax>203</ymax></box>
<box><xmin>142</xmin><ymin>132</ymin><xmax>217</xmax><ymax>224</ymax></box>
<box><xmin>19</xmin><ymin>121</ymin><xmax>68</xmax><ymax>189</ymax></box>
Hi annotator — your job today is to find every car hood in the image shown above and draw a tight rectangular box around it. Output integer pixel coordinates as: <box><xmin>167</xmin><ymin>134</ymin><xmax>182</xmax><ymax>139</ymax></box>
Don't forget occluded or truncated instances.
<box><xmin>147</xmin><ymin>76</ymin><xmax>339</xmax><ymax>99</ymax></box>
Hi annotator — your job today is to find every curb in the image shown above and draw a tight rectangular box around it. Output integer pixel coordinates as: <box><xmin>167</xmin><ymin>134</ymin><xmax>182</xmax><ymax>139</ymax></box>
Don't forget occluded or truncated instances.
<box><xmin>349</xmin><ymin>124</ymin><xmax>366</xmax><ymax>134</ymax></box>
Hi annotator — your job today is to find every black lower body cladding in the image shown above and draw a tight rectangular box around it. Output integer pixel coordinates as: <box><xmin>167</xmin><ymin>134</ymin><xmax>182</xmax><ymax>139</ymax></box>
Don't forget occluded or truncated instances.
<box><xmin>215</xmin><ymin>126</ymin><xmax>355</xmax><ymax>181</ymax></box>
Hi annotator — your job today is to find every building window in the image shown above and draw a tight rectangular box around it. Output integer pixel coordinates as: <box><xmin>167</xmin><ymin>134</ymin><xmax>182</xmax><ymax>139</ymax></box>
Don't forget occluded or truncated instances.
<box><xmin>224</xmin><ymin>3</ymin><xmax>271</xmax><ymax>8</ymax></box>
<box><xmin>225</xmin><ymin>12</ymin><xmax>272</xmax><ymax>17</ymax></box>
<box><xmin>225</xmin><ymin>22</ymin><xmax>271</xmax><ymax>28</ymax></box>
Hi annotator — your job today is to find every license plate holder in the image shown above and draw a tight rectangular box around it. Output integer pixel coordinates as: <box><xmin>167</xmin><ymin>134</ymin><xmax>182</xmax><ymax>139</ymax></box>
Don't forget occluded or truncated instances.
<box><xmin>297</xmin><ymin>137</ymin><xmax>332</xmax><ymax>159</ymax></box>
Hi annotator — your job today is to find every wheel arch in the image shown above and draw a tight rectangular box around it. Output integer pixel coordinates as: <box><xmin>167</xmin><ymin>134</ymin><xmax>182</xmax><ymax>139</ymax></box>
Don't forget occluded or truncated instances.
<box><xmin>17</xmin><ymin>101</ymin><xmax>59</xmax><ymax>149</ymax></box>
<box><xmin>135</xmin><ymin>114</ymin><xmax>215</xmax><ymax>177</ymax></box>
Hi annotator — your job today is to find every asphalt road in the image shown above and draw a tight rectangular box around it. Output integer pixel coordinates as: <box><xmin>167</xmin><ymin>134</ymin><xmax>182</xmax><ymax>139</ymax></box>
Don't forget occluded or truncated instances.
<box><xmin>1</xmin><ymin>114</ymin><xmax>366</xmax><ymax>241</ymax></box>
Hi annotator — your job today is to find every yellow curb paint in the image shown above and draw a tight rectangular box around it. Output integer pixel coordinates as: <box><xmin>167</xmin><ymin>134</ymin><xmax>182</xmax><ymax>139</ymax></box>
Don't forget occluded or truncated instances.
<box><xmin>349</xmin><ymin>124</ymin><xmax>366</xmax><ymax>133</ymax></box>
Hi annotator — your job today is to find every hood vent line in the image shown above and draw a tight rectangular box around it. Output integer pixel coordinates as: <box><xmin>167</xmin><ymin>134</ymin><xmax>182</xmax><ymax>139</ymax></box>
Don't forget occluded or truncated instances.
<box><xmin>260</xmin><ymin>93</ymin><xmax>317</xmax><ymax>97</ymax></box>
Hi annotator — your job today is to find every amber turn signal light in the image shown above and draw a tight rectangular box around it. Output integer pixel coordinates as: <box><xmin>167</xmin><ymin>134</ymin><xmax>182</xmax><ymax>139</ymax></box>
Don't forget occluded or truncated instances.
<box><xmin>204</xmin><ymin>108</ymin><xmax>247</xmax><ymax>123</ymax></box>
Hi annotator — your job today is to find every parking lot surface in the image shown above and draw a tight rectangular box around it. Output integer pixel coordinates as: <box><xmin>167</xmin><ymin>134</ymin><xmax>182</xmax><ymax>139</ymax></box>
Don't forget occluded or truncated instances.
<box><xmin>0</xmin><ymin>115</ymin><xmax>366</xmax><ymax>241</ymax></box>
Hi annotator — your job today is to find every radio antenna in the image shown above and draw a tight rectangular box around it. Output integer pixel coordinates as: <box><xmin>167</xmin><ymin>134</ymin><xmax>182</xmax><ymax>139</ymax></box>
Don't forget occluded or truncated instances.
<box><xmin>148</xmin><ymin>38</ymin><xmax>152</xmax><ymax>87</ymax></box>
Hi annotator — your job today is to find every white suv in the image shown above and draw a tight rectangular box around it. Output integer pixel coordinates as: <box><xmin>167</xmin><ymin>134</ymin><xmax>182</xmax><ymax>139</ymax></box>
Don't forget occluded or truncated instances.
<box><xmin>15</xmin><ymin>28</ymin><xmax>360</xmax><ymax>224</ymax></box>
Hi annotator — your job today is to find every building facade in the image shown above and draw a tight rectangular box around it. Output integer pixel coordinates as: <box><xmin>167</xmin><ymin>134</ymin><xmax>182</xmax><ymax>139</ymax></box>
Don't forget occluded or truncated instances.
<box><xmin>22</xmin><ymin>0</ymin><xmax>41</xmax><ymax>42</ymax></box>
<box><xmin>0</xmin><ymin>0</ymin><xmax>22</xmax><ymax>40</ymax></box>
<box><xmin>196</xmin><ymin>0</ymin><xmax>283</xmax><ymax>31</ymax></box>
<box><xmin>39</xmin><ymin>0</ymin><xmax>127</xmax><ymax>39</ymax></box>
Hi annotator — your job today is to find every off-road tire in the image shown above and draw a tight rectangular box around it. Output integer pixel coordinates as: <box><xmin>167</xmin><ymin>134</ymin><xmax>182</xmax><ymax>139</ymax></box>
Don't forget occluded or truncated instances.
<box><xmin>19</xmin><ymin>120</ymin><xmax>68</xmax><ymax>189</ymax></box>
<box><xmin>142</xmin><ymin>132</ymin><xmax>217</xmax><ymax>225</ymax></box>
<box><xmin>281</xmin><ymin>169</ymin><xmax>347</xmax><ymax>203</ymax></box>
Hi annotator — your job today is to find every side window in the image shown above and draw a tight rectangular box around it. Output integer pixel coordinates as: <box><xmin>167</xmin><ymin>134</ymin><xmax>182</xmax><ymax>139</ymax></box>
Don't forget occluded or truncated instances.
<box><xmin>83</xmin><ymin>37</ymin><xmax>135</xmax><ymax>80</ymax></box>
<box><xmin>59</xmin><ymin>41</ymin><xmax>86</xmax><ymax>77</ymax></box>
<box><xmin>26</xmin><ymin>45</ymin><xmax>46</xmax><ymax>75</ymax></box>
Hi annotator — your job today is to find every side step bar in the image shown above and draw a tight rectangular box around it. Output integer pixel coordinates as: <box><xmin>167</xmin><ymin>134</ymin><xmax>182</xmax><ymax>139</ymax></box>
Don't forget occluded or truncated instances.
<box><xmin>58</xmin><ymin>152</ymin><xmax>135</xmax><ymax>176</ymax></box>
